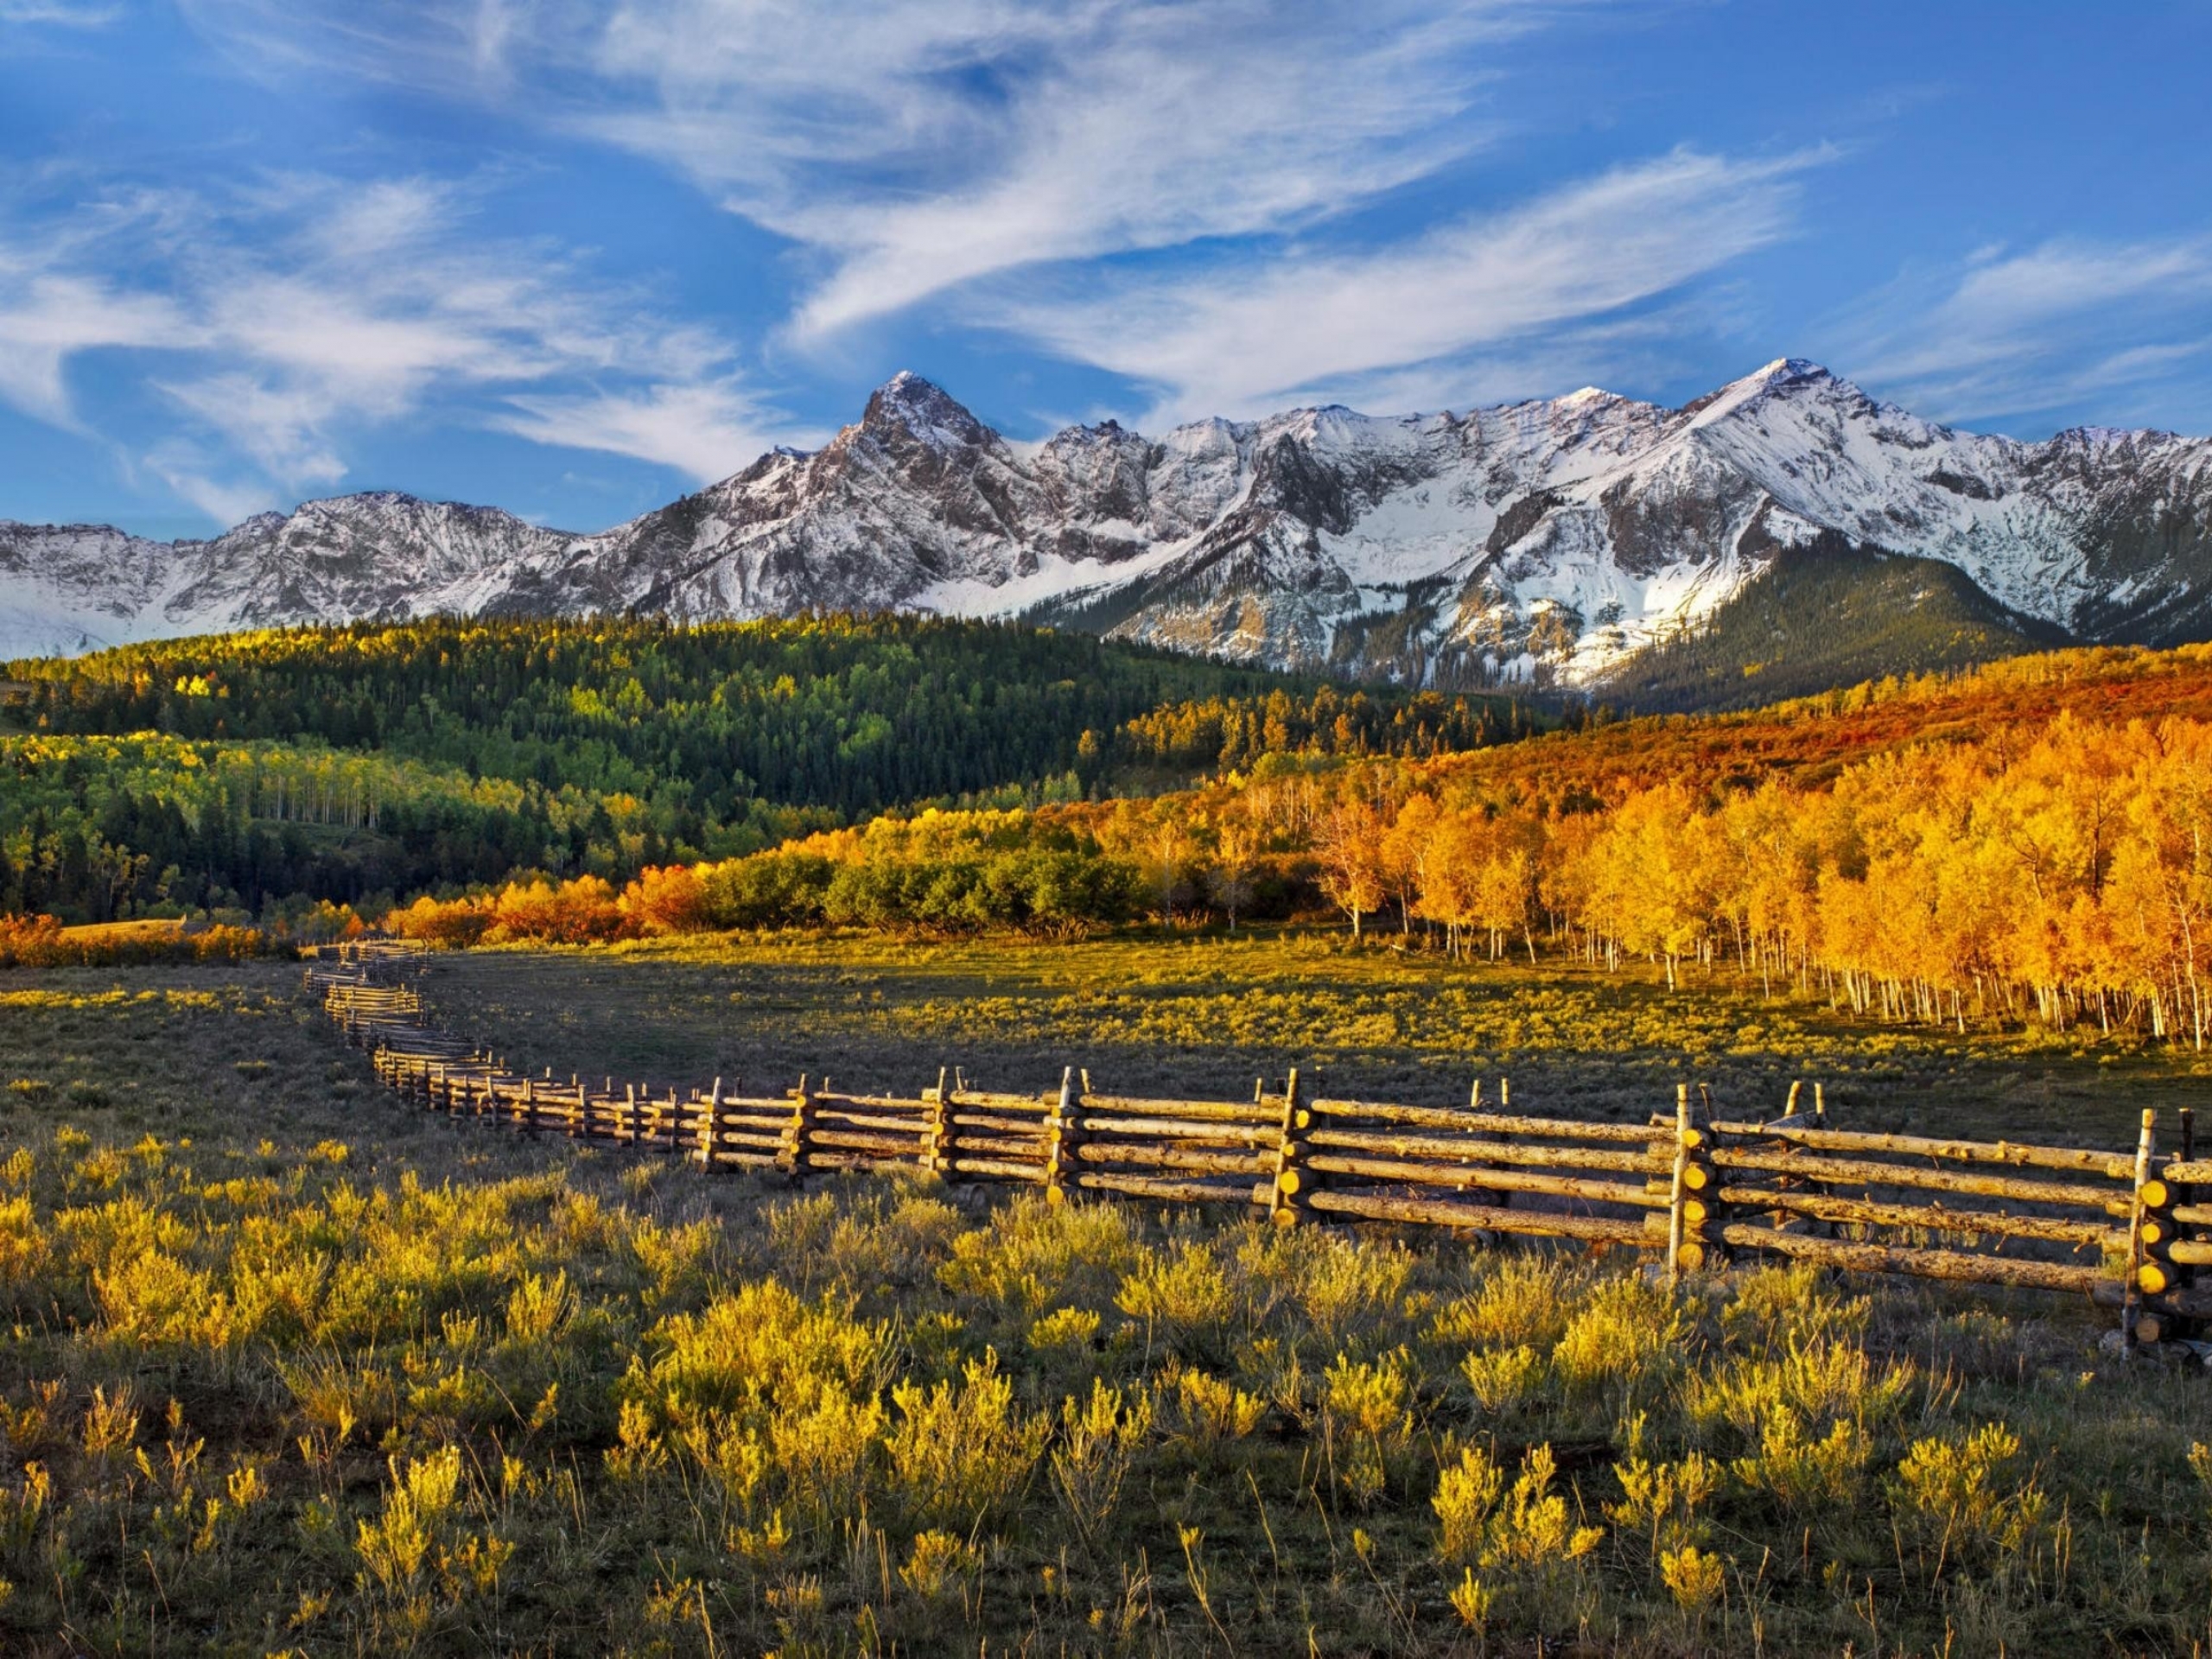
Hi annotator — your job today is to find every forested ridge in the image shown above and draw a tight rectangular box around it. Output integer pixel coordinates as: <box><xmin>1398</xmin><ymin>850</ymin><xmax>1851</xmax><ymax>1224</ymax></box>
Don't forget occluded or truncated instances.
<box><xmin>383</xmin><ymin>642</ymin><xmax>2212</xmax><ymax>1049</ymax></box>
<box><xmin>0</xmin><ymin>614</ymin><xmax>1525</xmax><ymax>923</ymax></box>
<box><xmin>21</xmin><ymin>615</ymin><xmax>2212</xmax><ymax>1047</ymax></box>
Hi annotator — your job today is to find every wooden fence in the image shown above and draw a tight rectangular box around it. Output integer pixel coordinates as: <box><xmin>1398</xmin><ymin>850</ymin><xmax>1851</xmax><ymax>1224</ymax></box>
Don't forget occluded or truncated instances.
<box><xmin>304</xmin><ymin>942</ymin><xmax>2206</xmax><ymax>1346</ymax></box>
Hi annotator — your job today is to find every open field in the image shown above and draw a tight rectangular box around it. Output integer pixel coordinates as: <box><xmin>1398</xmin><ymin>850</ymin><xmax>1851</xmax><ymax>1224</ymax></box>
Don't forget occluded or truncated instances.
<box><xmin>423</xmin><ymin>930</ymin><xmax>2212</xmax><ymax>1150</ymax></box>
<box><xmin>5</xmin><ymin>946</ymin><xmax>2212</xmax><ymax>1653</ymax></box>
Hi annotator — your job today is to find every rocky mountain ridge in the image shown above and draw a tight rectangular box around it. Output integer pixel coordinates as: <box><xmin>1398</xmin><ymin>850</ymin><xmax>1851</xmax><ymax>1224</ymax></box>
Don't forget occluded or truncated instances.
<box><xmin>7</xmin><ymin>360</ymin><xmax>2211</xmax><ymax>691</ymax></box>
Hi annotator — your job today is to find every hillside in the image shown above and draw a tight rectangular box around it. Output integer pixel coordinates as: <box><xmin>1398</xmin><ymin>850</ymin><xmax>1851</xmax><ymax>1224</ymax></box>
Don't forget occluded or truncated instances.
<box><xmin>1425</xmin><ymin>639</ymin><xmax>2212</xmax><ymax>807</ymax></box>
<box><xmin>382</xmin><ymin>639</ymin><xmax>2212</xmax><ymax>1054</ymax></box>
<box><xmin>0</xmin><ymin>614</ymin><xmax>1524</xmax><ymax>923</ymax></box>
<box><xmin>1599</xmin><ymin>537</ymin><xmax>2065</xmax><ymax>713</ymax></box>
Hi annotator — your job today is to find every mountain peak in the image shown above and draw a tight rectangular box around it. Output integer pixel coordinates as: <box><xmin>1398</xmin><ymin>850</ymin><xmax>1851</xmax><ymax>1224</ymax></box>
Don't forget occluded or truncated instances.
<box><xmin>861</xmin><ymin>371</ymin><xmax>991</xmax><ymax>448</ymax></box>
<box><xmin>1676</xmin><ymin>356</ymin><xmax>1839</xmax><ymax>426</ymax></box>
<box><xmin>1755</xmin><ymin>356</ymin><xmax>1828</xmax><ymax>384</ymax></box>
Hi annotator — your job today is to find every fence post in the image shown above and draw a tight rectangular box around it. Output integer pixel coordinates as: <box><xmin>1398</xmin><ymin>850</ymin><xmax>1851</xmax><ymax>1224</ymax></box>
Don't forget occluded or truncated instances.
<box><xmin>1666</xmin><ymin>1084</ymin><xmax>1692</xmax><ymax>1285</ymax></box>
<box><xmin>2125</xmin><ymin>1109</ymin><xmax>2162</xmax><ymax>1349</ymax></box>
<box><xmin>2139</xmin><ymin>1108</ymin><xmax>2199</xmax><ymax>1345</ymax></box>
<box><xmin>922</xmin><ymin>1066</ymin><xmax>952</xmax><ymax>1176</ymax></box>
<box><xmin>780</xmin><ymin>1077</ymin><xmax>815</xmax><ymax>1182</ymax></box>
<box><xmin>1046</xmin><ymin>1066</ymin><xmax>1084</xmax><ymax>1204</ymax></box>
<box><xmin>695</xmin><ymin>1078</ymin><xmax>722</xmax><ymax>1168</ymax></box>
<box><xmin>1681</xmin><ymin>1089</ymin><xmax>1723</xmax><ymax>1270</ymax></box>
<box><xmin>1268</xmin><ymin>1068</ymin><xmax>1310</xmax><ymax>1227</ymax></box>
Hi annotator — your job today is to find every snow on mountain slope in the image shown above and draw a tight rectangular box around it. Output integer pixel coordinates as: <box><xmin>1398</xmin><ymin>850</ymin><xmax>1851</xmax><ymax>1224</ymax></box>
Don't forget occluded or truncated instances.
<box><xmin>8</xmin><ymin>360</ymin><xmax>2212</xmax><ymax>685</ymax></box>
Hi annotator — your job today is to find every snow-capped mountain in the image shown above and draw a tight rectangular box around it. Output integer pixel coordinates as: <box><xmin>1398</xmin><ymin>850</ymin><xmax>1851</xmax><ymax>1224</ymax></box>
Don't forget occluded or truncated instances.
<box><xmin>8</xmin><ymin>360</ymin><xmax>2212</xmax><ymax>689</ymax></box>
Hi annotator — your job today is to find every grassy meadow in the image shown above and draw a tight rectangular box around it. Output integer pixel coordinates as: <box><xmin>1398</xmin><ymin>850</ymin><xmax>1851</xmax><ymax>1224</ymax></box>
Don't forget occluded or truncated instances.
<box><xmin>3</xmin><ymin>941</ymin><xmax>2212</xmax><ymax>1654</ymax></box>
<box><xmin>426</xmin><ymin>929</ymin><xmax>2209</xmax><ymax>1148</ymax></box>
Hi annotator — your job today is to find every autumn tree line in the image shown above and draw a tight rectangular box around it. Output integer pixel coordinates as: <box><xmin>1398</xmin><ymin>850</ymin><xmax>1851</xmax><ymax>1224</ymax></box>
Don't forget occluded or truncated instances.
<box><xmin>387</xmin><ymin>709</ymin><xmax>2212</xmax><ymax>1048</ymax></box>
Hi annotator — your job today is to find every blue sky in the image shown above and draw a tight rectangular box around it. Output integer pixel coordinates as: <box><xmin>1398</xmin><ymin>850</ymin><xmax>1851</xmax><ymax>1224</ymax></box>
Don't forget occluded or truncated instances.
<box><xmin>4</xmin><ymin>1</ymin><xmax>2210</xmax><ymax>539</ymax></box>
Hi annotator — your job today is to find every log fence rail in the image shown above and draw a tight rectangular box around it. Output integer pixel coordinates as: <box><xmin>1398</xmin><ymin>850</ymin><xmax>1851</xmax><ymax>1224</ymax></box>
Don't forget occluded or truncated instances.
<box><xmin>302</xmin><ymin>942</ymin><xmax>2203</xmax><ymax>1345</ymax></box>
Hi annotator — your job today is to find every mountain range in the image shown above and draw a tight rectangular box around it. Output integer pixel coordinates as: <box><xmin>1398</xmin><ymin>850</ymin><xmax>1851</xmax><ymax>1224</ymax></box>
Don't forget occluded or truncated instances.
<box><xmin>6</xmin><ymin>359</ymin><xmax>2210</xmax><ymax>703</ymax></box>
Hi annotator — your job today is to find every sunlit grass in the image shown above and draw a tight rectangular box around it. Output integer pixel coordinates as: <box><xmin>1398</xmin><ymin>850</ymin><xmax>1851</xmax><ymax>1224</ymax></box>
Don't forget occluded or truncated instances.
<box><xmin>1</xmin><ymin>955</ymin><xmax>2208</xmax><ymax>1651</ymax></box>
<box><xmin>426</xmin><ymin>929</ymin><xmax>2203</xmax><ymax>1147</ymax></box>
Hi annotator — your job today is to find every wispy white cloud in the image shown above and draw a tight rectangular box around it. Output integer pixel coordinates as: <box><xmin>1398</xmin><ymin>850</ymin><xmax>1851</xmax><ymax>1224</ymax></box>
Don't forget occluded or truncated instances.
<box><xmin>175</xmin><ymin>0</ymin><xmax>1821</xmax><ymax>429</ymax></box>
<box><xmin>0</xmin><ymin>236</ymin><xmax>202</xmax><ymax>426</ymax></box>
<box><xmin>143</xmin><ymin>441</ymin><xmax>281</xmax><ymax>529</ymax></box>
<box><xmin>991</xmin><ymin>147</ymin><xmax>1822</xmax><ymax>422</ymax></box>
<box><xmin>0</xmin><ymin>169</ymin><xmax>787</xmax><ymax>520</ymax></box>
<box><xmin>499</xmin><ymin>378</ymin><xmax>818</xmax><ymax>484</ymax></box>
<box><xmin>182</xmin><ymin>0</ymin><xmax>1580</xmax><ymax>340</ymax></box>
<box><xmin>1834</xmin><ymin>236</ymin><xmax>2212</xmax><ymax>427</ymax></box>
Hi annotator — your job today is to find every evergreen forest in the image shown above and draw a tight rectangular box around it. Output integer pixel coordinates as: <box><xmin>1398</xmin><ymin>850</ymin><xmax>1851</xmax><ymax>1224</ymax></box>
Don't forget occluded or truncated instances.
<box><xmin>0</xmin><ymin>615</ymin><xmax>1525</xmax><ymax>922</ymax></box>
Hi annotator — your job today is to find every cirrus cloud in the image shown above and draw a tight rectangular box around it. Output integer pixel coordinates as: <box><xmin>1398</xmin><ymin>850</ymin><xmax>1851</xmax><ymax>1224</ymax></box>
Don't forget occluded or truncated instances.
<box><xmin>0</xmin><ymin>168</ymin><xmax>791</xmax><ymax>522</ymax></box>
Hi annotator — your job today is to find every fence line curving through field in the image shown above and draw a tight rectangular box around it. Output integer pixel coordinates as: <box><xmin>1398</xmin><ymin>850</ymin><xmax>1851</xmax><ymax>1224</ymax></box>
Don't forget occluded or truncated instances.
<box><xmin>303</xmin><ymin>940</ymin><xmax>2203</xmax><ymax>1351</ymax></box>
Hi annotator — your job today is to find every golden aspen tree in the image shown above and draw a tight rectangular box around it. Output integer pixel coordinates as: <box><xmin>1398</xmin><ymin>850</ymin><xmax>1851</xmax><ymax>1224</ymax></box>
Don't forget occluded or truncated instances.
<box><xmin>1317</xmin><ymin>795</ymin><xmax>1389</xmax><ymax>940</ymax></box>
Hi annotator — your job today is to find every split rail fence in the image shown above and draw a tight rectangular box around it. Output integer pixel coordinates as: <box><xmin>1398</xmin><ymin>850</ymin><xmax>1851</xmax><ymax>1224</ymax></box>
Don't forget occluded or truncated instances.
<box><xmin>308</xmin><ymin>941</ymin><xmax>2211</xmax><ymax>1344</ymax></box>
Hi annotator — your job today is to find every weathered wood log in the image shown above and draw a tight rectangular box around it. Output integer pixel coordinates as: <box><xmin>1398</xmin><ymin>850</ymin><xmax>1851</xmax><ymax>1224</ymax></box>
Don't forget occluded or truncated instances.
<box><xmin>2092</xmin><ymin>1277</ymin><xmax>2212</xmax><ymax>1317</ymax></box>
<box><xmin>1300</xmin><ymin>1154</ymin><xmax>1657</xmax><ymax>1209</ymax></box>
<box><xmin>1713</xmin><ymin>1185</ymin><xmax>2119</xmax><ymax>1246</ymax></box>
<box><xmin>945</xmin><ymin>1091</ymin><xmax>1055</xmax><ymax>1115</ymax></box>
<box><xmin>707</xmin><ymin>1128</ymin><xmax>786</xmax><ymax>1152</ymax></box>
<box><xmin>1707</xmin><ymin>1146</ymin><xmax>2126</xmax><ymax>1212</ymax></box>
<box><xmin>1075</xmin><ymin>1141</ymin><xmax>1269</xmax><ymax>1178</ymax></box>
<box><xmin>704</xmin><ymin>1147</ymin><xmax>781</xmax><ymax>1170</ymax></box>
<box><xmin>1708</xmin><ymin>1121</ymin><xmax>2134</xmax><ymax>1179</ymax></box>
<box><xmin>944</xmin><ymin>1132</ymin><xmax>1051</xmax><ymax>1158</ymax></box>
<box><xmin>1305</xmin><ymin>1098</ymin><xmax>1657</xmax><ymax>1143</ymax></box>
<box><xmin>1716</xmin><ymin>1221</ymin><xmax>2110</xmax><ymax>1294</ymax></box>
<box><xmin>810</xmin><ymin>1107</ymin><xmax>933</xmax><ymax>1135</ymax></box>
<box><xmin>1305</xmin><ymin>1127</ymin><xmax>1668</xmax><ymax>1175</ymax></box>
<box><xmin>798</xmin><ymin>1150</ymin><xmax>909</xmax><ymax>1172</ymax></box>
<box><xmin>1082</xmin><ymin>1094</ymin><xmax>1280</xmax><ymax>1127</ymax></box>
<box><xmin>707</xmin><ymin>1109</ymin><xmax>798</xmax><ymax>1132</ymax></box>
<box><xmin>1072</xmin><ymin>1170</ymin><xmax>1260</xmax><ymax>1205</ymax></box>
<box><xmin>1076</xmin><ymin>1114</ymin><xmax>1283</xmax><ymax>1144</ymax></box>
<box><xmin>1045</xmin><ymin>1068</ymin><xmax>1083</xmax><ymax>1203</ymax></box>
<box><xmin>1304</xmin><ymin>1187</ymin><xmax>1654</xmax><ymax>1243</ymax></box>
<box><xmin>778</xmin><ymin>1081</ymin><xmax>817</xmax><ymax>1178</ymax></box>
<box><xmin>1666</xmin><ymin>1084</ymin><xmax>1693</xmax><ymax>1283</ymax></box>
<box><xmin>946</xmin><ymin>1112</ymin><xmax>1056</xmax><ymax>1136</ymax></box>
<box><xmin>946</xmin><ymin>1155</ymin><xmax>1049</xmax><ymax>1182</ymax></box>
<box><xmin>1266</xmin><ymin>1068</ymin><xmax>1309</xmax><ymax>1225</ymax></box>
<box><xmin>814</xmin><ymin>1106</ymin><xmax>933</xmax><ymax>1132</ymax></box>
<box><xmin>805</xmin><ymin>1128</ymin><xmax>930</xmax><ymax>1156</ymax></box>
<box><xmin>2138</xmin><ymin>1260</ymin><xmax>2183</xmax><ymax>1296</ymax></box>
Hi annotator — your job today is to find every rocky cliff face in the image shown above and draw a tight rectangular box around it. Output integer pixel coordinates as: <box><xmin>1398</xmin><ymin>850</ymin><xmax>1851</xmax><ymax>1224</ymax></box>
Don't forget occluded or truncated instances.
<box><xmin>9</xmin><ymin>360</ymin><xmax>2212</xmax><ymax>688</ymax></box>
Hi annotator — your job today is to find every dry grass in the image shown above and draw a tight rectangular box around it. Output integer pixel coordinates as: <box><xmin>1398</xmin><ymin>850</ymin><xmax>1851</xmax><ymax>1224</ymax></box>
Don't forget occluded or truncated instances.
<box><xmin>0</xmin><ymin>951</ymin><xmax>2208</xmax><ymax>1654</ymax></box>
<box><xmin>420</xmin><ymin>929</ymin><xmax>2205</xmax><ymax>1148</ymax></box>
